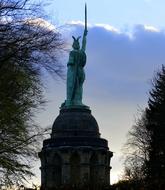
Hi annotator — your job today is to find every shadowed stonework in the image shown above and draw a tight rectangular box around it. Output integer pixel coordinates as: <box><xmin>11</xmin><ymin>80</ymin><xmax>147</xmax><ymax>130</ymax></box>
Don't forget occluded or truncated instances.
<box><xmin>39</xmin><ymin>108</ymin><xmax>113</xmax><ymax>189</ymax></box>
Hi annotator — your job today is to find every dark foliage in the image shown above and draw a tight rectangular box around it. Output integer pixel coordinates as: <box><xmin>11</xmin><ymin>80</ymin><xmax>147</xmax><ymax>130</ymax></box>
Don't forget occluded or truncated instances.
<box><xmin>122</xmin><ymin>111</ymin><xmax>151</xmax><ymax>187</ymax></box>
<box><xmin>123</xmin><ymin>65</ymin><xmax>165</xmax><ymax>190</ymax></box>
<box><xmin>39</xmin><ymin>185</ymin><xmax>113</xmax><ymax>190</ymax></box>
<box><xmin>111</xmin><ymin>179</ymin><xmax>144</xmax><ymax>190</ymax></box>
<box><xmin>0</xmin><ymin>0</ymin><xmax>64</xmax><ymax>185</ymax></box>
<box><xmin>145</xmin><ymin>65</ymin><xmax>165</xmax><ymax>189</ymax></box>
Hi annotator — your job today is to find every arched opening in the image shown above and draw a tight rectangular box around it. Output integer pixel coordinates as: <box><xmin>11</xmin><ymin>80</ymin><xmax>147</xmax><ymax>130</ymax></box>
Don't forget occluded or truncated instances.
<box><xmin>90</xmin><ymin>153</ymin><xmax>99</xmax><ymax>186</ymax></box>
<box><xmin>70</xmin><ymin>152</ymin><xmax>80</xmax><ymax>185</ymax></box>
<box><xmin>52</xmin><ymin>154</ymin><xmax>62</xmax><ymax>186</ymax></box>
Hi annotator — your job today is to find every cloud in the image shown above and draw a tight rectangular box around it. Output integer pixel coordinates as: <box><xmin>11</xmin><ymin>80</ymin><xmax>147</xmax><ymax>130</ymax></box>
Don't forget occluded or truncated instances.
<box><xmin>95</xmin><ymin>24</ymin><xmax>120</xmax><ymax>33</ymax></box>
<box><xmin>26</xmin><ymin>18</ymin><xmax>56</xmax><ymax>31</ymax></box>
<box><xmin>64</xmin><ymin>23</ymin><xmax>165</xmax><ymax>103</ymax></box>
<box><xmin>144</xmin><ymin>25</ymin><xmax>160</xmax><ymax>32</ymax></box>
<box><xmin>58</xmin><ymin>23</ymin><xmax>165</xmax><ymax>182</ymax></box>
<box><xmin>35</xmin><ymin>23</ymin><xmax>165</xmax><ymax>184</ymax></box>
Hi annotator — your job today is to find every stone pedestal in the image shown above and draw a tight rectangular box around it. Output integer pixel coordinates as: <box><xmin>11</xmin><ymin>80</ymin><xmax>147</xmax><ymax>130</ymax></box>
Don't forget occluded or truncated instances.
<box><xmin>39</xmin><ymin>107</ymin><xmax>113</xmax><ymax>190</ymax></box>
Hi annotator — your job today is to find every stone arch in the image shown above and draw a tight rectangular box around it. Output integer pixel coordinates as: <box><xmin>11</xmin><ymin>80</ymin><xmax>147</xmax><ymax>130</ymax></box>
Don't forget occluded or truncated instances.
<box><xmin>52</xmin><ymin>153</ymin><xmax>62</xmax><ymax>186</ymax></box>
<box><xmin>90</xmin><ymin>152</ymin><xmax>99</xmax><ymax>185</ymax></box>
<box><xmin>70</xmin><ymin>152</ymin><xmax>81</xmax><ymax>185</ymax></box>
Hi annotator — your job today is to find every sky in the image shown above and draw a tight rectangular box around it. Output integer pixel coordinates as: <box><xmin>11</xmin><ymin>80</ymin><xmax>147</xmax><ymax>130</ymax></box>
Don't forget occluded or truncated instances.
<box><xmin>48</xmin><ymin>0</ymin><xmax>165</xmax><ymax>31</ymax></box>
<box><xmin>32</xmin><ymin>0</ymin><xmax>165</xmax><ymax>185</ymax></box>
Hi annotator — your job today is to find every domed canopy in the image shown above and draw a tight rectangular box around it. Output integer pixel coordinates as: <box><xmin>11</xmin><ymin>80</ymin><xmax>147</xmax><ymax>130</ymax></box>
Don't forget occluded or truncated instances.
<box><xmin>51</xmin><ymin>108</ymin><xmax>100</xmax><ymax>138</ymax></box>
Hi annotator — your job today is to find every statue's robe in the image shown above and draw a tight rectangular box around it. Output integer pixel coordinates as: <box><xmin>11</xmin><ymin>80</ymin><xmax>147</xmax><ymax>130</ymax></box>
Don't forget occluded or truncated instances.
<box><xmin>66</xmin><ymin>49</ymin><xmax>86</xmax><ymax>106</ymax></box>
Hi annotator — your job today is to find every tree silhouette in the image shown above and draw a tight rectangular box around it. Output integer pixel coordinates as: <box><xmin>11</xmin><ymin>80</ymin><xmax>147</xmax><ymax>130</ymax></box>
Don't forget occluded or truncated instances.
<box><xmin>145</xmin><ymin>65</ymin><xmax>165</xmax><ymax>189</ymax></box>
<box><xmin>0</xmin><ymin>0</ymin><xmax>64</xmax><ymax>185</ymax></box>
<box><xmin>123</xmin><ymin>65</ymin><xmax>165</xmax><ymax>190</ymax></box>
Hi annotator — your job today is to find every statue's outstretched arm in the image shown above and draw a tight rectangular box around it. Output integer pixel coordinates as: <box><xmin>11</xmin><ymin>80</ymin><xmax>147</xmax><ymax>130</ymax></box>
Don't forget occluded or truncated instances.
<box><xmin>81</xmin><ymin>29</ymin><xmax>87</xmax><ymax>52</ymax></box>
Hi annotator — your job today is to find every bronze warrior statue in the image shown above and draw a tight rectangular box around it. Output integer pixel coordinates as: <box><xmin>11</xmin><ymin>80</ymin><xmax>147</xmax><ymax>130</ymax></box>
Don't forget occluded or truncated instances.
<box><xmin>62</xmin><ymin>4</ymin><xmax>88</xmax><ymax>108</ymax></box>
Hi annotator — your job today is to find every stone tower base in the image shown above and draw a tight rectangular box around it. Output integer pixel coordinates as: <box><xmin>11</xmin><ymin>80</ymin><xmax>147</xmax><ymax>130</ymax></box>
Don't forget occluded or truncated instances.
<box><xmin>39</xmin><ymin>107</ymin><xmax>113</xmax><ymax>190</ymax></box>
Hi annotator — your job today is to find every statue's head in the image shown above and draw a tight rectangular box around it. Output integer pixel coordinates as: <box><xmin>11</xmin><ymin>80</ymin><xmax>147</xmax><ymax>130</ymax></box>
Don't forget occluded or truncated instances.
<box><xmin>72</xmin><ymin>36</ymin><xmax>81</xmax><ymax>50</ymax></box>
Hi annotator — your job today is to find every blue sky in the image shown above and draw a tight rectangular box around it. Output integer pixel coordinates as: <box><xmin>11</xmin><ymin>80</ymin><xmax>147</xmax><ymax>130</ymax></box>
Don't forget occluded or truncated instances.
<box><xmin>32</xmin><ymin>0</ymin><xmax>165</xmax><ymax>185</ymax></box>
<box><xmin>48</xmin><ymin>0</ymin><xmax>165</xmax><ymax>30</ymax></box>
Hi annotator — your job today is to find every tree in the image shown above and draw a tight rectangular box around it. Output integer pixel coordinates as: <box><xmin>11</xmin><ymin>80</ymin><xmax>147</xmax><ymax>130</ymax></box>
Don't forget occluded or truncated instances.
<box><xmin>122</xmin><ymin>111</ymin><xmax>151</xmax><ymax>188</ymax></box>
<box><xmin>145</xmin><ymin>65</ymin><xmax>165</xmax><ymax>189</ymax></box>
<box><xmin>0</xmin><ymin>0</ymin><xmax>64</xmax><ymax>185</ymax></box>
<box><xmin>123</xmin><ymin>65</ymin><xmax>165</xmax><ymax>190</ymax></box>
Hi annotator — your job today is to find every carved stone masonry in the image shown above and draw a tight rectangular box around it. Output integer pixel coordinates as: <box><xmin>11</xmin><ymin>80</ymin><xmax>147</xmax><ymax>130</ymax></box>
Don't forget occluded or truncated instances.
<box><xmin>39</xmin><ymin>108</ymin><xmax>113</xmax><ymax>190</ymax></box>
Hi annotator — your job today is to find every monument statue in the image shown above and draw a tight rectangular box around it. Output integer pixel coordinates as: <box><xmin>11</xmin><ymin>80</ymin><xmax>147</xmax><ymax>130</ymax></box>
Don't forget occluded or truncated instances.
<box><xmin>62</xmin><ymin>4</ymin><xmax>88</xmax><ymax>108</ymax></box>
<box><xmin>39</xmin><ymin>4</ymin><xmax>113</xmax><ymax>189</ymax></box>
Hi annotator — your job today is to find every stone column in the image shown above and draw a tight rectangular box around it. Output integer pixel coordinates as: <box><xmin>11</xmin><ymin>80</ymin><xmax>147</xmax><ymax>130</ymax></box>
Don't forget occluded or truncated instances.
<box><xmin>79</xmin><ymin>149</ymin><xmax>92</xmax><ymax>186</ymax></box>
<box><xmin>60</xmin><ymin>149</ymin><xmax>71</xmax><ymax>185</ymax></box>
<box><xmin>105</xmin><ymin>151</ymin><xmax>113</xmax><ymax>185</ymax></box>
